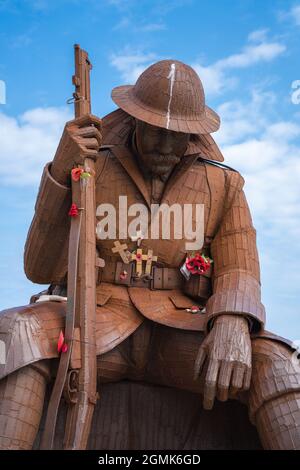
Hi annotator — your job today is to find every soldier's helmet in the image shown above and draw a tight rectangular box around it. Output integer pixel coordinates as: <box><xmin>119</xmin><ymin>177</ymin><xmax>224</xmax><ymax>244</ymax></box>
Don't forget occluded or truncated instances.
<box><xmin>111</xmin><ymin>59</ymin><xmax>220</xmax><ymax>135</ymax></box>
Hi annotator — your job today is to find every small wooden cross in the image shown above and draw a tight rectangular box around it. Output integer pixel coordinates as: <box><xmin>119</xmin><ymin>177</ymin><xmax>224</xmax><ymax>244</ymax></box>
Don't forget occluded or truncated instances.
<box><xmin>145</xmin><ymin>249</ymin><xmax>158</xmax><ymax>275</ymax></box>
<box><xmin>111</xmin><ymin>241</ymin><xmax>131</xmax><ymax>264</ymax></box>
<box><xmin>131</xmin><ymin>248</ymin><xmax>148</xmax><ymax>276</ymax></box>
<box><xmin>131</xmin><ymin>248</ymin><xmax>158</xmax><ymax>276</ymax></box>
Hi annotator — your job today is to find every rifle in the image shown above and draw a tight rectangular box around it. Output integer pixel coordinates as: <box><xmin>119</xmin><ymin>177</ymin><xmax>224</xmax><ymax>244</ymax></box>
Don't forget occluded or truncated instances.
<box><xmin>41</xmin><ymin>44</ymin><xmax>98</xmax><ymax>450</ymax></box>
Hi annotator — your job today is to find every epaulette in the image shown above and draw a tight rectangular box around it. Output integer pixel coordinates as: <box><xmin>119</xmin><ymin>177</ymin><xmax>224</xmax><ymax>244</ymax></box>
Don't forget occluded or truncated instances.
<box><xmin>197</xmin><ymin>155</ymin><xmax>238</xmax><ymax>173</ymax></box>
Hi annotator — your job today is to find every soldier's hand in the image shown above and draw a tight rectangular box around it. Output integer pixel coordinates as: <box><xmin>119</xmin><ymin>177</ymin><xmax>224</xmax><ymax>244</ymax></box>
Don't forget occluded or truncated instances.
<box><xmin>51</xmin><ymin>114</ymin><xmax>102</xmax><ymax>185</ymax></box>
<box><xmin>193</xmin><ymin>314</ymin><xmax>252</xmax><ymax>410</ymax></box>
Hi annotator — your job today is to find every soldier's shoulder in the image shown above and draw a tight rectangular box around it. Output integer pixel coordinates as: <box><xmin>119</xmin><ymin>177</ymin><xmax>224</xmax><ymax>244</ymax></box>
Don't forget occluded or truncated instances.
<box><xmin>101</xmin><ymin>108</ymin><xmax>133</xmax><ymax>146</ymax></box>
<box><xmin>196</xmin><ymin>156</ymin><xmax>245</xmax><ymax>191</ymax></box>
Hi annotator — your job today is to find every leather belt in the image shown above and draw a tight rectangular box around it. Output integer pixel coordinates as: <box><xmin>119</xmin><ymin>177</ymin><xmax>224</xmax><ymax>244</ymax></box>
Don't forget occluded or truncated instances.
<box><xmin>100</xmin><ymin>260</ymin><xmax>183</xmax><ymax>290</ymax></box>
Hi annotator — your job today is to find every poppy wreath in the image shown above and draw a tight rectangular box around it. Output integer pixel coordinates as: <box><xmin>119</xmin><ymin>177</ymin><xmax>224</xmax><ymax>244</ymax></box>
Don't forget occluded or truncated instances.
<box><xmin>185</xmin><ymin>253</ymin><xmax>213</xmax><ymax>275</ymax></box>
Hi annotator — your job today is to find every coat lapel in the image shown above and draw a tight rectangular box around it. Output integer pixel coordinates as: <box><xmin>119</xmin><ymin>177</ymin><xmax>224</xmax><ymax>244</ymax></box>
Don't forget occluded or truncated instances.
<box><xmin>161</xmin><ymin>153</ymin><xmax>200</xmax><ymax>203</ymax></box>
<box><xmin>111</xmin><ymin>145</ymin><xmax>200</xmax><ymax>208</ymax></box>
<box><xmin>111</xmin><ymin>145</ymin><xmax>152</xmax><ymax>209</ymax></box>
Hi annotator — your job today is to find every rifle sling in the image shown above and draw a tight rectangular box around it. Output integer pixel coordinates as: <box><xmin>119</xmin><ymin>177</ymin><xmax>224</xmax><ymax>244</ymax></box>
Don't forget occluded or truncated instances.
<box><xmin>40</xmin><ymin>208</ymin><xmax>82</xmax><ymax>449</ymax></box>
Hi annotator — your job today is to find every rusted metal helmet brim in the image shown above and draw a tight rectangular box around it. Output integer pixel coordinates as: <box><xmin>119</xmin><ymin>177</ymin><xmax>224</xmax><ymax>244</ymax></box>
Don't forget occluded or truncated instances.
<box><xmin>111</xmin><ymin>85</ymin><xmax>220</xmax><ymax>135</ymax></box>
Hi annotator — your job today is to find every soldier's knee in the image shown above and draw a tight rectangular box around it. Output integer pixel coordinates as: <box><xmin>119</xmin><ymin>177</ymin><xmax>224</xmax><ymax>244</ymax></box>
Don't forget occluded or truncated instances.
<box><xmin>0</xmin><ymin>302</ymin><xmax>64</xmax><ymax>383</ymax></box>
<box><xmin>30</xmin><ymin>359</ymin><xmax>52</xmax><ymax>383</ymax></box>
<box><xmin>252</xmin><ymin>337</ymin><xmax>300</xmax><ymax>385</ymax></box>
<box><xmin>0</xmin><ymin>362</ymin><xmax>48</xmax><ymax>450</ymax></box>
<box><xmin>249</xmin><ymin>338</ymin><xmax>300</xmax><ymax>421</ymax></box>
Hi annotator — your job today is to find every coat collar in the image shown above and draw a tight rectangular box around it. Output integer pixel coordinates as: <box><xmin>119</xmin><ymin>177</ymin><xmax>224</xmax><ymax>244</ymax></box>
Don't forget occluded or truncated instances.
<box><xmin>111</xmin><ymin>142</ymin><xmax>199</xmax><ymax>209</ymax></box>
<box><xmin>110</xmin><ymin>145</ymin><xmax>152</xmax><ymax>208</ymax></box>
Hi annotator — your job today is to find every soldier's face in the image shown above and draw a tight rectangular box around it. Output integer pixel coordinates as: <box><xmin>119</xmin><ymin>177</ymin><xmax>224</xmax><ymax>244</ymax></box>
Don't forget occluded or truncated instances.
<box><xmin>135</xmin><ymin>119</ymin><xmax>190</xmax><ymax>177</ymax></box>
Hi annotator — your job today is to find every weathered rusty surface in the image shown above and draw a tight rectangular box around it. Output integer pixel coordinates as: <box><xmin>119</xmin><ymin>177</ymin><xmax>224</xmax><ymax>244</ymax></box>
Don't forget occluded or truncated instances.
<box><xmin>0</xmin><ymin>56</ymin><xmax>299</xmax><ymax>450</ymax></box>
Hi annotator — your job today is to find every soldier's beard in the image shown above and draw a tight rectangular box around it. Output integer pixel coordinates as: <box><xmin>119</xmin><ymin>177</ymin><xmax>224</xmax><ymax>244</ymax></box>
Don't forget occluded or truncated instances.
<box><xmin>142</xmin><ymin>153</ymin><xmax>181</xmax><ymax>178</ymax></box>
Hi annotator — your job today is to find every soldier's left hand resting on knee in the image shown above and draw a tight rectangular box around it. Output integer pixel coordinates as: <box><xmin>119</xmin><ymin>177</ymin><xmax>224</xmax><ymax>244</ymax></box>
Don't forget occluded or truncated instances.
<box><xmin>194</xmin><ymin>314</ymin><xmax>252</xmax><ymax>410</ymax></box>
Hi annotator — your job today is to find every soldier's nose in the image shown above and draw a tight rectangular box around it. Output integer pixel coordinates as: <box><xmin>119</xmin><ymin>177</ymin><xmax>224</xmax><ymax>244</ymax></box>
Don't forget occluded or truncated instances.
<box><xmin>159</xmin><ymin>135</ymin><xmax>173</xmax><ymax>155</ymax></box>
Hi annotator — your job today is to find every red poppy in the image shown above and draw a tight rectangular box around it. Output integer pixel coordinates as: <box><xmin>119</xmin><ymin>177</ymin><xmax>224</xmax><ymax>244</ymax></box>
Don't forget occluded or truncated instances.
<box><xmin>71</xmin><ymin>167</ymin><xmax>84</xmax><ymax>182</ymax></box>
<box><xmin>186</xmin><ymin>305</ymin><xmax>201</xmax><ymax>314</ymax></box>
<box><xmin>57</xmin><ymin>330</ymin><xmax>68</xmax><ymax>353</ymax></box>
<box><xmin>68</xmin><ymin>203</ymin><xmax>79</xmax><ymax>217</ymax></box>
<box><xmin>185</xmin><ymin>253</ymin><xmax>211</xmax><ymax>275</ymax></box>
<box><xmin>119</xmin><ymin>270</ymin><xmax>128</xmax><ymax>280</ymax></box>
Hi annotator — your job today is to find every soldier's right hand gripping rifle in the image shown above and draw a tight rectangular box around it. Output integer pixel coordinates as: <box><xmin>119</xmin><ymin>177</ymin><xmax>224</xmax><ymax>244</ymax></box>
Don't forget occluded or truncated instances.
<box><xmin>41</xmin><ymin>45</ymin><xmax>102</xmax><ymax>450</ymax></box>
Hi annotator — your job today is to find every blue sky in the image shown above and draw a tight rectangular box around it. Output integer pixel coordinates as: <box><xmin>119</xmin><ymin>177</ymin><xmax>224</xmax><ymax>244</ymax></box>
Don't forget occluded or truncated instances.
<box><xmin>0</xmin><ymin>0</ymin><xmax>299</xmax><ymax>340</ymax></box>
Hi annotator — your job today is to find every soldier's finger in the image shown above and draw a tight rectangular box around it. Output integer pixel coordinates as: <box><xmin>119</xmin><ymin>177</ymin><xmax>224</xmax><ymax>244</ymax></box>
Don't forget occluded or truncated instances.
<box><xmin>77</xmin><ymin>146</ymin><xmax>99</xmax><ymax>160</ymax></box>
<box><xmin>75</xmin><ymin>127</ymin><xmax>102</xmax><ymax>145</ymax></box>
<box><xmin>78</xmin><ymin>137</ymin><xmax>99</xmax><ymax>150</ymax></box>
<box><xmin>193</xmin><ymin>346</ymin><xmax>207</xmax><ymax>380</ymax></box>
<box><xmin>231</xmin><ymin>363</ymin><xmax>245</xmax><ymax>390</ymax></box>
<box><xmin>203</xmin><ymin>359</ymin><xmax>219</xmax><ymax>410</ymax></box>
<box><xmin>243</xmin><ymin>366</ymin><xmax>252</xmax><ymax>390</ymax></box>
<box><xmin>217</xmin><ymin>361</ymin><xmax>233</xmax><ymax>402</ymax></box>
<box><xmin>75</xmin><ymin>114</ymin><xmax>102</xmax><ymax>131</ymax></box>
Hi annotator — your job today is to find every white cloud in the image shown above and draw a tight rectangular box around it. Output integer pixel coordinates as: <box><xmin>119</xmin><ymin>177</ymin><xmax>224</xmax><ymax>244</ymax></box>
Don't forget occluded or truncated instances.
<box><xmin>191</xmin><ymin>63</ymin><xmax>237</xmax><ymax>96</ymax></box>
<box><xmin>110</xmin><ymin>31</ymin><xmax>286</xmax><ymax>95</ymax></box>
<box><xmin>0</xmin><ymin>80</ymin><xmax>6</xmax><ymax>104</ymax></box>
<box><xmin>113</xmin><ymin>16</ymin><xmax>131</xmax><ymax>30</ymax></box>
<box><xmin>216</xmin><ymin>89</ymin><xmax>276</xmax><ymax>145</ymax></box>
<box><xmin>192</xmin><ymin>34</ymin><xmax>285</xmax><ymax>96</ymax></box>
<box><xmin>289</xmin><ymin>5</ymin><xmax>300</xmax><ymax>25</ymax></box>
<box><xmin>113</xmin><ymin>17</ymin><xmax>166</xmax><ymax>32</ymax></box>
<box><xmin>0</xmin><ymin>107</ymin><xmax>72</xmax><ymax>186</ymax></box>
<box><xmin>214</xmin><ymin>90</ymin><xmax>300</xmax><ymax>337</ymax></box>
<box><xmin>10</xmin><ymin>32</ymin><xmax>33</xmax><ymax>48</ymax></box>
<box><xmin>248</xmin><ymin>28</ymin><xmax>269</xmax><ymax>43</ymax></box>
<box><xmin>137</xmin><ymin>22</ymin><xmax>166</xmax><ymax>32</ymax></box>
<box><xmin>110</xmin><ymin>50</ymin><xmax>157</xmax><ymax>83</ymax></box>
<box><xmin>278</xmin><ymin>4</ymin><xmax>300</xmax><ymax>26</ymax></box>
<box><xmin>216</xmin><ymin>41</ymin><xmax>286</xmax><ymax>69</ymax></box>
<box><xmin>214</xmin><ymin>93</ymin><xmax>300</xmax><ymax>240</ymax></box>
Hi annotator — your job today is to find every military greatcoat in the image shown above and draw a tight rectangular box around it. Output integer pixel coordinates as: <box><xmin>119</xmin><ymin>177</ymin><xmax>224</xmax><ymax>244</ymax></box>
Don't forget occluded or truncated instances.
<box><xmin>0</xmin><ymin>109</ymin><xmax>293</xmax><ymax>382</ymax></box>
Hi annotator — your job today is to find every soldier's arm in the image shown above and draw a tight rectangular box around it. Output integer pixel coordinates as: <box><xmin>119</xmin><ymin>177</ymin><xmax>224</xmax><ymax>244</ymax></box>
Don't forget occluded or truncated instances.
<box><xmin>24</xmin><ymin>163</ymin><xmax>71</xmax><ymax>284</ymax></box>
<box><xmin>24</xmin><ymin>115</ymin><xmax>102</xmax><ymax>285</ymax></box>
<box><xmin>206</xmin><ymin>170</ymin><xmax>266</xmax><ymax>333</ymax></box>
<box><xmin>194</xmin><ymin>171</ymin><xmax>263</xmax><ymax>409</ymax></box>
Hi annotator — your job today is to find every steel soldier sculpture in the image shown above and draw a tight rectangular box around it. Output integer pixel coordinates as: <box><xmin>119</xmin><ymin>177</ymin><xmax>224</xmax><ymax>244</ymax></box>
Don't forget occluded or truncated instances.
<box><xmin>0</xmin><ymin>52</ymin><xmax>299</xmax><ymax>450</ymax></box>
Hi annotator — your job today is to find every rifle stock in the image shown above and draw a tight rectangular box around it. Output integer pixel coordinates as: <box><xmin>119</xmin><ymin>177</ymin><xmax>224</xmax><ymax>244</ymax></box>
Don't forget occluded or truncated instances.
<box><xmin>41</xmin><ymin>44</ymin><xmax>98</xmax><ymax>450</ymax></box>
